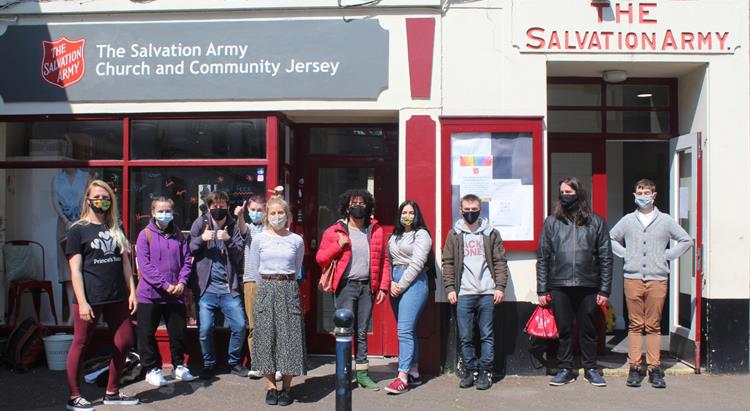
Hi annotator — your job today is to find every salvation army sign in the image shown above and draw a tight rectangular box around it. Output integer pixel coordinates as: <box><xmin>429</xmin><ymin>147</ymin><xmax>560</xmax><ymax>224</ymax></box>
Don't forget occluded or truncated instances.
<box><xmin>41</xmin><ymin>37</ymin><xmax>86</xmax><ymax>88</ymax></box>
<box><xmin>513</xmin><ymin>0</ymin><xmax>741</xmax><ymax>54</ymax></box>
<box><xmin>0</xmin><ymin>20</ymin><xmax>388</xmax><ymax>102</ymax></box>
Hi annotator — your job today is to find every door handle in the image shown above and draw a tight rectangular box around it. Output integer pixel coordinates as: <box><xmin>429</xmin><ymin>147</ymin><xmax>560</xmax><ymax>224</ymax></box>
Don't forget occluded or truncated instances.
<box><xmin>309</xmin><ymin>238</ymin><xmax>318</xmax><ymax>252</ymax></box>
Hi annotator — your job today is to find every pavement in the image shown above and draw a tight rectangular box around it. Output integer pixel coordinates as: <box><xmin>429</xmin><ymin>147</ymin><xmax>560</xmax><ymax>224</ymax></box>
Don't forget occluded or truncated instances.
<box><xmin>1</xmin><ymin>356</ymin><xmax>749</xmax><ymax>411</ymax></box>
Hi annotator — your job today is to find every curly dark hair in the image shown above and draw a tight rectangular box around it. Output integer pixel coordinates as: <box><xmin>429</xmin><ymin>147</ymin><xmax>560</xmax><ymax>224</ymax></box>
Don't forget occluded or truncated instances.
<box><xmin>338</xmin><ymin>189</ymin><xmax>375</xmax><ymax>227</ymax></box>
<box><xmin>553</xmin><ymin>176</ymin><xmax>592</xmax><ymax>226</ymax></box>
<box><xmin>392</xmin><ymin>200</ymin><xmax>430</xmax><ymax>238</ymax></box>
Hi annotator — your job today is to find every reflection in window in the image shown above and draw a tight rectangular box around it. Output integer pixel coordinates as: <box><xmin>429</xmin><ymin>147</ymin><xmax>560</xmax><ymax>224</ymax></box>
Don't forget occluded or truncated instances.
<box><xmin>128</xmin><ymin>167</ymin><xmax>267</xmax><ymax>237</ymax></box>
<box><xmin>548</xmin><ymin>84</ymin><xmax>601</xmax><ymax>106</ymax></box>
<box><xmin>606</xmin><ymin>111</ymin><xmax>670</xmax><ymax>133</ymax></box>
<box><xmin>0</xmin><ymin>121</ymin><xmax>122</xmax><ymax>160</ymax></box>
<box><xmin>450</xmin><ymin>132</ymin><xmax>534</xmax><ymax>241</ymax></box>
<box><xmin>606</xmin><ymin>84</ymin><xmax>670</xmax><ymax>107</ymax></box>
<box><xmin>309</xmin><ymin>127</ymin><xmax>390</xmax><ymax>155</ymax></box>
<box><xmin>131</xmin><ymin>119</ymin><xmax>266</xmax><ymax>160</ymax></box>
<box><xmin>547</xmin><ymin>110</ymin><xmax>602</xmax><ymax>133</ymax></box>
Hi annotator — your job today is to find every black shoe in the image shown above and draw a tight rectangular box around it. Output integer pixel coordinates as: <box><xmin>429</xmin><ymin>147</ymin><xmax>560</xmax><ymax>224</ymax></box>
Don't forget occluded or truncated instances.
<box><xmin>649</xmin><ymin>367</ymin><xmax>667</xmax><ymax>389</ymax></box>
<box><xmin>459</xmin><ymin>371</ymin><xmax>476</xmax><ymax>388</ymax></box>
<box><xmin>102</xmin><ymin>392</ymin><xmax>140</xmax><ymax>405</ymax></box>
<box><xmin>549</xmin><ymin>368</ymin><xmax>576</xmax><ymax>386</ymax></box>
<box><xmin>199</xmin><ymin>366</ymin><xmax>216</xmax><ymax>380</ymax></box>
<box><xmin>66</xmin><ymin>396</ymin><xmax>94</xmax><ymax>411</ymax></box>
<box><xmin>277</xmin><ymin>389</ymin><xmax>293</xmax><ymax>406</ymax></box>
<box><xmin>231</xmin><ymin>364</ymin><xmax>251</xmax><ymax>377</ymax></box>
<box><xmin>626</xmin><ymin>366</ymin><xmax>643</xmax><ymax>387</ymax></box>
<box><xmin>475</xmin><ymin>370</ymin><xmax>493</xmax><ymax>390</ymax></box>
<box><xmin>584</xmin><ymin>368</ymin><xmax>607</xmax><ymax>387</ymax></box>
<box><xmin>265</xmin><ymin>389</ymin><xmax>279</xmax><ymax>405</ymax></box>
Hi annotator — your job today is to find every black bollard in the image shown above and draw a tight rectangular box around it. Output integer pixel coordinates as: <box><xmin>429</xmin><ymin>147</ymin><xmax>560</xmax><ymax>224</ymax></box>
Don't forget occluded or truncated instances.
<box><xmin>333</xmin><ymin>308</ymin><xmax>354</xmax><ymax>411</ymax></box>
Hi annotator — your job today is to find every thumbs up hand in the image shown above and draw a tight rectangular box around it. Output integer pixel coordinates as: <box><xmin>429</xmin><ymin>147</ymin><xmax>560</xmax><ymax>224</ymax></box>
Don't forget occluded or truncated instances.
<box><xmin>201</xmin><ymin>225</ymin><xmax>215</xmax><ymax>242</ymax></box>
<box><xmin>216</xmin><ymin>228</ymin><xmax>230</xmax><ymax>241</ymax></box>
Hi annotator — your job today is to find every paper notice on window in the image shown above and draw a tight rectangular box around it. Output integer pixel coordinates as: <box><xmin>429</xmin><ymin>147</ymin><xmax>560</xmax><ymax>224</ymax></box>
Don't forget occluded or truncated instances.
<box><xmin>679</xmin><ymin>187</ymin><xmax>689</xmax><ymax>219</ymax></box>
<box><xmin>451</xmin><ymin>134</ymin><xmax>491</xmax><ymax>185</ymax></box>
<box><xmin>490</xmin><ymin>180</ymin><xmax>534</xmax><ymax>241</ymax></box>
<box><xmin>489</xmin><ymin>179</ymin><xmax>522</xmax><ymax>226</ymax></box>
<box><xmin>460</xmin><ymin>176</ymin><xmax>492</xmax><ymax>200</ymax></box>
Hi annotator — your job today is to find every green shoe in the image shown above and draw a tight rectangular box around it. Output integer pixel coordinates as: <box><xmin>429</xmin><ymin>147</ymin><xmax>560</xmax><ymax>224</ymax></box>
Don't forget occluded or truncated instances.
<box><xmin>356</xmin><ymin>370</ymin><xmax>380</xmax><ymax>391</ymax></box>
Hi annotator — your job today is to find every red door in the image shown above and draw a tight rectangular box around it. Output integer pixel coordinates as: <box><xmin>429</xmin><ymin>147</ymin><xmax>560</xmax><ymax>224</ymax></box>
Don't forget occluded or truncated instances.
<box><xmin>294</xmin><ymin>125</ymin><xmax>398</xmax><ymax>355</ymax></box>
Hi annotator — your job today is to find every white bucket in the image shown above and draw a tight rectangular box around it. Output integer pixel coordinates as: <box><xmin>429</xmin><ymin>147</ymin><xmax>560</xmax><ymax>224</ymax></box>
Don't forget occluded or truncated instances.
<box><xmin>43</xmin><ymin>334</ymin><xmax>74</xmax><ymax>371</ymax></box>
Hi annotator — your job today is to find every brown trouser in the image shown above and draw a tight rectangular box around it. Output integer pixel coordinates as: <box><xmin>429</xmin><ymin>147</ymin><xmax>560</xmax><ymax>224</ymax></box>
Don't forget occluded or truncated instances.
<box><xmin>243</xmin><ymin>282</ymin><xmax>257</xmax><ymax>356</ymax></box>
<box><xmin>624</xmin><ymin>278</ymin><xmax>668</xmax><ymax>370</ymax></box>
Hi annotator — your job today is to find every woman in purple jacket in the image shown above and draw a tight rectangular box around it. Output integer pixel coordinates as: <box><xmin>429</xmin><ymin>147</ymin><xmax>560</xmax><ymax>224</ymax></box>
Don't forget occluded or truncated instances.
<box><xmin>135</xmin><ymin>197</ymin><xmax>194</xmax><ymax>386</ymax></box>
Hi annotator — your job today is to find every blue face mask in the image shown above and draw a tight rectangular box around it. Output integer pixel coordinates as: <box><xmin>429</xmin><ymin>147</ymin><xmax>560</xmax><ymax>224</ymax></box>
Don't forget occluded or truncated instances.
<box><xmin>248</xmin><ymin>210</ymin><xmax>263</xmax><ymax>224</ymax></box>
<box><xmin>154</xmin><ymin>212</ymin><xmax>174</xmax><ymax>225</ymax></box>
<box><xmin>634</xmin><ymin>195</ymin><xmax>654</xmax><ymax>209</ymax></box>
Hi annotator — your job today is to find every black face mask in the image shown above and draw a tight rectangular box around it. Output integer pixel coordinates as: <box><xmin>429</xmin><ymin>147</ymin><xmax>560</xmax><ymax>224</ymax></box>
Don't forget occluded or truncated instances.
<box><xmin>348</xmin><ymin>206</ymin><xmax>368</xmax><ymax>219</ymax></box>
<box><xmin>462</xmin><ymin>210</ymin><xmax>480</xmax><ymax>225</ymax></box>
<box><xmin>210</xmin><ymin>208</ymin><xmax>228</xmax><ymax>222</ymax></box>
<box><xmin>560</xmin><ymin>194</ymin><xmax>578</xmax><ymax>210</ymax></box>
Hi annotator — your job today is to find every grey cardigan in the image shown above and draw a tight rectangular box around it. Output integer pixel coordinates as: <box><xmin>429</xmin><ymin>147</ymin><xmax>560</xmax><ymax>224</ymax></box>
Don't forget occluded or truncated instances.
<box><xmin>609</xmin><ymin>208</ymin><xmax>692</xmax><ymax>281</ymax></box>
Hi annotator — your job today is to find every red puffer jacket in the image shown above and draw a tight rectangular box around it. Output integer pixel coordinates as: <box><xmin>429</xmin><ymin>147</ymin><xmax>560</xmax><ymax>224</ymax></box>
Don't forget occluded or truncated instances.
<box><xmin>315</xmin><ymin>219</ymin><xmax>390</xmax><ymax>293</ymax></box>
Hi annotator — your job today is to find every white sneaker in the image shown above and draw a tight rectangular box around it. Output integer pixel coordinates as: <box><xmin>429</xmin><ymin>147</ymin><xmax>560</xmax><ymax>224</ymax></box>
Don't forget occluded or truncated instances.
<box><xmin>174</xmin><ymin>365</ymin><xmax>195</xmax><ymax>382</ymax></box>
<box><xmin>145</xmin><ymin>368</ymin><xmax>168</xmax><ymax>387</ymax></box>
<box><xmin>248</xmin><ymin>369</ymin><xmax>263</xmax><ymax>379</ymax></box>
<box><xmin>275</xmin><ymin>371</ymin><xmax>283</xmax><ymax>381</ymax></box>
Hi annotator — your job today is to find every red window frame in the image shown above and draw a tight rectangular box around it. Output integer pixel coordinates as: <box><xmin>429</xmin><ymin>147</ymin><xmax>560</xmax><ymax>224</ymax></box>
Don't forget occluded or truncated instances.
<box><xmin>440</xmin><ymin>117</ymin><xmax>544</xmax><ymax>252</ymax></box>
<box><xmin>0</xmin><ymin>112</ymin><xmax>281</xmax><ymax>237</ymax></box>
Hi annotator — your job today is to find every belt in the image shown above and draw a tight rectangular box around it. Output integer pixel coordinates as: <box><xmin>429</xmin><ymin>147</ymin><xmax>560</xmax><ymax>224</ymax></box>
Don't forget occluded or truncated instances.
<box><xmin>261</xmin><ymin>274</ymin><xmax>295</xmax><ymax>281</ymax></box>
<box><xmin>346</xmin><ymin>278</ymin><xmax>370</xmax><ymax>284</ymax></box>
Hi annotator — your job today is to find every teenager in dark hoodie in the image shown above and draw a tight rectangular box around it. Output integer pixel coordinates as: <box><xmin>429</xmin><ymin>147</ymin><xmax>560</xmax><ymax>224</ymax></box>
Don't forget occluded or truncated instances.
<box><xmin>135</xmin><ymin>197</ymin><xmax>194</xmax><ymax>386</ymax></box>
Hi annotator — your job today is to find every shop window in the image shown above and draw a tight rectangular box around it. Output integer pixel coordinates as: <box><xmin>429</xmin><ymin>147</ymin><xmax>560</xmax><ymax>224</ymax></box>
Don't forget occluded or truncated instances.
<box><xmin>309</xmin><ymin>127</ymin><xmax>389</xmax><ymax>155</ymax></box>
<box><xmin>606</xmin><ymin>111</ymin><xmax>670</xmax><ymax>133</ymax></box>
<box><xmin>1</xmin><ymin>121</ymin><xmax>122</xmax><ymax>161</ymax></box>
<box><xmin>130</xmin><ymin>119</ymin><xmax>266</xmax><ymax>160</ymax></box>
<box><xmin>547</xmin><ymin>110</ymin><xmax>602</xmax><ymax>133</ymax></box>
<box><xmin>129</xmin><ymin>166</ymin><xmax>267</xmax><ymax>236</ymax></box>
<box><xmin>606</xmin><ymin>84</ymin><xmax>670</xmax><ymax>108</ymax></box>
<box><xmin>441</xmin><ymin>118</ymin><xmax>543</xmax><ymax>251</ymax></box>
<box><xmin>1</xmin><ymin>167</ymin><xmax>122</xmax><ymax>322</ymax></box>
<box><xmin>547</xmin><ymin>84</ymin><xmax>601</xmax><ymax>106</ymax></box>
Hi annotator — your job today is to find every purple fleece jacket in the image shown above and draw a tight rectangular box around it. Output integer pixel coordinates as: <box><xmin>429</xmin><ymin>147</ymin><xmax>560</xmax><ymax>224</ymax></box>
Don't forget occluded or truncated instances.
<box><xmin>135</xmin><ymin>220</ymin><xmax>193</xmax><ymax>304</ymax></box>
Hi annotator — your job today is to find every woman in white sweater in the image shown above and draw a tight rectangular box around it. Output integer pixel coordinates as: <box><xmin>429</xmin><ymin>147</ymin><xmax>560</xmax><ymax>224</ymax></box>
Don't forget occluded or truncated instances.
<box><xmin>384</xmin><ymin>200</ymin><xmax>433</xmax><ymax>395</ymax></box>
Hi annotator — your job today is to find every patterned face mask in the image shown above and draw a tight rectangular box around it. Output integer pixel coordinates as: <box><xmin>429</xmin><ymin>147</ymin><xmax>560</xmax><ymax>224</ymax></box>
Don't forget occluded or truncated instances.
<box><xmin>88</xmin><ymin>198</ymin><xmax>112</xmax><ymax>213</ymax></box>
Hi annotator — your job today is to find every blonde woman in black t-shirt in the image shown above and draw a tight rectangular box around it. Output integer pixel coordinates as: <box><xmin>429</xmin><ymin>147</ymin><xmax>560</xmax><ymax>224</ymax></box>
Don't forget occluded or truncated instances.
<box><xmin>64</xmin><ymin>180</ymin><xmax>139</xmax><ymax>411</ymax></box>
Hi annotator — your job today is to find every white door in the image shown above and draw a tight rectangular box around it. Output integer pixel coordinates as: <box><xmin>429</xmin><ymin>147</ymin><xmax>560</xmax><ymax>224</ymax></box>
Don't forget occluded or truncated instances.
<box><xmin>668</xmin><ymin>132</ymin><xmax>704</xmax><ymax>372</ymax></box>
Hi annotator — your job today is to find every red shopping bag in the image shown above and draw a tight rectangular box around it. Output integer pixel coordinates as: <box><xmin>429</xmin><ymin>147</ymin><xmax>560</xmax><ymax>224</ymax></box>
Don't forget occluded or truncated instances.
<box><xmin>524</xmin><ymin>305</ymin><xmax>558</xmax><ymax>339</ymax></box>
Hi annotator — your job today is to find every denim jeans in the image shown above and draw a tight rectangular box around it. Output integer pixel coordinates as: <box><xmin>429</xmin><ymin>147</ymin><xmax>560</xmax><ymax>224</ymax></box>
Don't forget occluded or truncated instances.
<box><xmin>334</xmin><ymin>279</ymin><xmax>373</xmax><ymax>364</ymax></box>
<box><xmin>456</xmin><ymin>294</ymin><xmax>495</xmax><ymax>372</ymax></box>
<box><xmin>390</xmin><ymin>267</ymin><xmax>429</xmax><ymax>373</ymax></box>
<box><xmin>198</xmin><ymin>292</ymin><xmax>247</xmax><ymax>368</ymax></box>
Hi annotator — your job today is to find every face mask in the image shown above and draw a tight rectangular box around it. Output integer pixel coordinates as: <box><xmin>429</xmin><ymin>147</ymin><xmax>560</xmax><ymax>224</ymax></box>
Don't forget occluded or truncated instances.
<box><xmin>560</xmin><ymin>194</ymin><xmax>578</xmax><ymax>210</ymax></box>
<box><xmin>462</xmin><ymin>210</ymin><xmax>480</xmax><ymax>225</ymax></box>
<box><xmin>154</xmin><ymin>212</ymin><xmax>174</xmax><ymax>225</ymax></box>
<box><xmin>400</xmin><ymin>215</ymin><xmax>414</xmax><ymax>226</ymax></box>
<box><xmin>88</xmin><ymin>198</ymin><xmax>111</xmax><ymax>214</ymax></box>
<box><xmin>634</xmin><ymin>195</ymin><xmax>654</xmax><ymax>209</ymax></box>
<box><xmin>248</xmin><ymin>210</ymin><xmax>263</xmax><ymax>224</ymax></box>
<box><xmin>269</xmin><ymin>214</ymin><xmax>288</xmax><ymax>230</ymax></box>
<box><xmin>348</xmin><ymin>206</ymin><xmax>367</xmax><ymax>219</ymax></box>
<box><xmin>210</xmin><ymin>208</ymin><xmax>228</xmax><ymax>221</ymax></box>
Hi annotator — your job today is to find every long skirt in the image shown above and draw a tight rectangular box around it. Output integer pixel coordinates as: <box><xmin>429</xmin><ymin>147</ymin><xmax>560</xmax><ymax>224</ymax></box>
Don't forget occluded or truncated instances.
<box><xmin>251</xmin><ymin>278</ymin><xmax>307</xmax><ymax>376</ymax></box>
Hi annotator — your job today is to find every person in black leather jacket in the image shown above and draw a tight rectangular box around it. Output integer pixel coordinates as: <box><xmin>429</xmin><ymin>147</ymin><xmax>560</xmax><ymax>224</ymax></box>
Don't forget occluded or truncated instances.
<box><xmin>536</xmin><ymin>177</ymin><xmax>612</xmax><ymax>387</ymax></box>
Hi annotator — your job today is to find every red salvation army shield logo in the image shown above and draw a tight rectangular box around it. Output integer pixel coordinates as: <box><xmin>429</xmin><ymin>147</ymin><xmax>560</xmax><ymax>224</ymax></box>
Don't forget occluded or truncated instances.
<box><xmin>41</xmin><ymin>37</ymin><xmax>86</xmax><ymax>88</ymax></box>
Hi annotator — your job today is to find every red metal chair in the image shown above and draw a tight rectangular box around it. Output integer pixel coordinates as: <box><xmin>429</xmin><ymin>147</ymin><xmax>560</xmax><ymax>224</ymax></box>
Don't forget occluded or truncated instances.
<box><xmin>5</xmin><ymin>240</ymin><xmax>58</xmax><ymax>326</ymax></box>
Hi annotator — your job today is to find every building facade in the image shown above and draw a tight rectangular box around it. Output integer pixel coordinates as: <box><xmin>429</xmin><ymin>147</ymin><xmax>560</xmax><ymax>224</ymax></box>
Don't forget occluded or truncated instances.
<box><xmin>0</xmin><ymin>0</ymin><xmax>747</xmax><ymax>374</ymax></box>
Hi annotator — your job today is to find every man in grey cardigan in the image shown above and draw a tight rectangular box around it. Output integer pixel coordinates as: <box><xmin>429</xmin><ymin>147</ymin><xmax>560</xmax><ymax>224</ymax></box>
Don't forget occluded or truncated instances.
<box><xmin>610</xmin><ymin>179</ymin><xmax>692</xmax><ymax>389</ymax></box>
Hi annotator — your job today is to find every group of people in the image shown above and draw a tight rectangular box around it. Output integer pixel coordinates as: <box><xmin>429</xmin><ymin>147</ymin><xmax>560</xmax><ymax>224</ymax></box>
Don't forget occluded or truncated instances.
<box><xmin>62</xmin><ymin>175</ymin><xmax>690</xmax><ymax>411</ymax></box>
